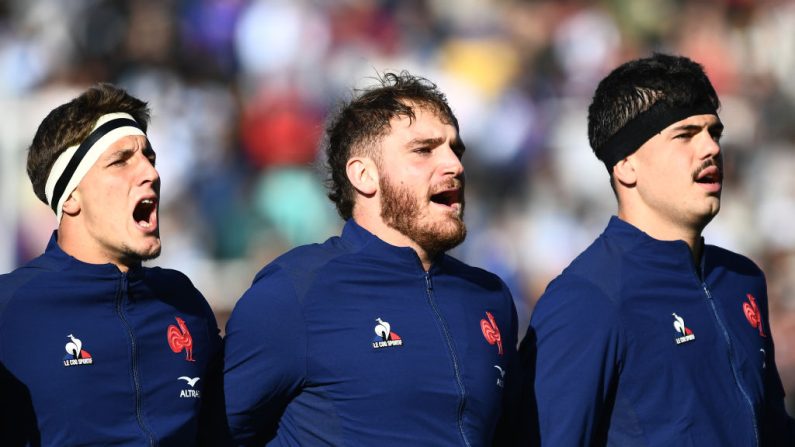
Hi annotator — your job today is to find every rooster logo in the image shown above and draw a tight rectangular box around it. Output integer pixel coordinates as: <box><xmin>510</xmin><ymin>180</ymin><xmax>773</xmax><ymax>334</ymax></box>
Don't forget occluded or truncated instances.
<box><xmin>64</xmin><ymin>334</ymin><xmax>91</xmax><ymax>359</ymax></box>
<box><xmin>743</xmin><ymin>293</ymin><xmax>766</xmax><ymax>337</ymax></box>
<box><xmin>371</xmin><ymin>317</ymin><xmax>403</xmax><ymax>348</ymax></box>
<box><xmin>672</xmin><ymin>313</ymin><xmax>689</xmax><ymax>336</ymax></box>
<box><xmin>672</xmin><ymin>313</ymin><xmax>696</xmax><ymax>344</ymax></box>
<box><xmin>374</xmin><ymin>318</ymin><xmax>392</xmax><ymax>341</ymax></box>
<box><xmin>480</xmin><ymin>312</ymin><xmax>503</xmax><ymax>355</ymax></box>
<box><xmin>167</xmin><ymin>317</ymin><xmax>195</xmax><ymax>362</ymax></box>
<box><xmin>63</xmin><ymin>334</ymin><xmax>93</xmax><ymax>366</ymax></box>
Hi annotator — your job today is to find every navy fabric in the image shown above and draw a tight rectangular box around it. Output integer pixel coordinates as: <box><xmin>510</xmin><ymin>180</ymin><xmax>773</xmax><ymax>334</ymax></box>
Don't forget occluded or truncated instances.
<box><xmin>521</xmin><ymin>216</ymin><xmax>795</xmax><ymax>446</ymax></box>
<box><xmin>0</xmin><ymin>233</ymin><xmax>224</xmax><ymax>446</ymax></box>
<box><xmin>224</xmin><ymin>219</ymin><xmax>518</xmax><ymax>446</ymax></box>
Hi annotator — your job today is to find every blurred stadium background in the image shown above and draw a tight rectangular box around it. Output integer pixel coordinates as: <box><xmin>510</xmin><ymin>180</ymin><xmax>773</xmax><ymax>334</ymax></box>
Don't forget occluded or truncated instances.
<box><xmin>2</xmin><ymin>0</ymin><xmax>795</xmax><ymax>412</ymax></box>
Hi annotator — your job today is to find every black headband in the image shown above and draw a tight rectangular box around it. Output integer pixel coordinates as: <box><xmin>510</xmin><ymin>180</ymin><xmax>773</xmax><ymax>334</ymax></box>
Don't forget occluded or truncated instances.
<box><xmin>595</xmin><ymin>100</ymin><xmax>718</xmax><ymax>172</ymax></box>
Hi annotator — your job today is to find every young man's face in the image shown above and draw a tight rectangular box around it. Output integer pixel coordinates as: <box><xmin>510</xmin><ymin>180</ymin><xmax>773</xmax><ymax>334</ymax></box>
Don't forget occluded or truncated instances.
<box><xmin>68</xmin><ymin>134</ymin><xmax>161</xmax><ymax>266</ymax></box>
<box><xmin>376</xmin><ymin>105</ymin><xmax>467</xmax><ymax>255</ymax></box>
<box><xmin>629</xmin><ymin>113</ymin><xmax>724</xmax><ymax>231</ymax></box>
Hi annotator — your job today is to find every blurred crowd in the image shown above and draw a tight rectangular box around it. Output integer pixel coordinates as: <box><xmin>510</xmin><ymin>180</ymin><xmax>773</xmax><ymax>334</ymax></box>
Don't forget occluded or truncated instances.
<box><xmin>2</xmin><ymin>0</ymin><xmax>795</xmax><ymax>412</ymax></box>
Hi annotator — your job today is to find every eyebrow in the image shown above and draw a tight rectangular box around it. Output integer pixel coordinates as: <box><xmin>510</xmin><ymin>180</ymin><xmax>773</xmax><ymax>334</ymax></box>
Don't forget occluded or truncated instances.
<box><xmin>107</xmin><ymin>148</ymin><xmax>136</xmax><ymax>159</ymax></box>
<box><xmin>408</xmin><ymin>137</ymin><xmax>445</xmax><ymax>148</ymax></box>
<box><xmin>670</xmin><ymin>122</ymin><xmax>725</xmax><ymax>134</ymax></box>
<box><xmin>407</xmin><ymin>136</ymin><xmax>466</xmax><ymax>153</ymax></box>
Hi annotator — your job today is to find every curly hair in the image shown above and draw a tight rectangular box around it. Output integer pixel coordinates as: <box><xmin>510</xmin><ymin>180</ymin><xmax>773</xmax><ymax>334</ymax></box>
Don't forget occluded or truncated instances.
<box><xmin>324</xmin><ymin>71</ymin><xmax>459</xmax><ymax>220</ymax></box>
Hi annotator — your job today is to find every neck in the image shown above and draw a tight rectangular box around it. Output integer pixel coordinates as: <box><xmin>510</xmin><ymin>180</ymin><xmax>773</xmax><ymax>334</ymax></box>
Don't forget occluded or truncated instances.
<box><xmin>617</xmin><ymin>207</ymin><xmax>705</xmax><ymax>265</ymax></box>
<box><xmin>351</xmin><ymin>209</ymin><xmax>434</xmax><ymax>271</ymax></box>
<box><xmin>58</xmin><ymin>222</ymin><xmax>131</xmax><ymax>273</ymax></box>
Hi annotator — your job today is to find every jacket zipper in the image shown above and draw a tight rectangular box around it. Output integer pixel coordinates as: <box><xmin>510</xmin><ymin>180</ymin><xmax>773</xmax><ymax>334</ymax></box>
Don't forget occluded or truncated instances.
<box><xmin>116</xmin><ymin>273</ymin><xmax>157</xmax><ymax>447</ymax></box>
<box><xmin>424</xmin><ymin>272</ymin><xmax>471</xmax><ymax>447</ymax></box>
<box><xmin>701</xmin><ymin>283</ymin><xmax>759</xmax><ymax>446</ymax></box>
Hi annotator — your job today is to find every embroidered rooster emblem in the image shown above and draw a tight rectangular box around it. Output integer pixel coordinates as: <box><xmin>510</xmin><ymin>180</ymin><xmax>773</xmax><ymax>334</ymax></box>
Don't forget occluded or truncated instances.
<box><xmin>743</xmin><ymin>293</ymin><xmax>766</xmax><ymax>337</ymax></box>
<box><xmin>167</xmin><ymin>317</ymin><xmax>195</xmax><ymax>362</ymax></box>
<box><xmin>480</xmin><ymin>311</ymin><xmax>503</xmax><ymax>355</ymax></box>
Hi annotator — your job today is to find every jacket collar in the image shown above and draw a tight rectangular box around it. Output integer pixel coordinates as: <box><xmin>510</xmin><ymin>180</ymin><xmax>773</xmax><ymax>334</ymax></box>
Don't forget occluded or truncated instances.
<box><xmin>36</xmin><ymin>231</ymin><xmax>145</xmax><ymax>280</ymax></box>
<box><xmin>340</xmin><ymin>219</ymin><xmax>444</xmax><ymax>273</ymax></box>
<box><xmin>603</xmin><ymin>216</ymin><xmax>707</xmax><ymax>276</ymax></box>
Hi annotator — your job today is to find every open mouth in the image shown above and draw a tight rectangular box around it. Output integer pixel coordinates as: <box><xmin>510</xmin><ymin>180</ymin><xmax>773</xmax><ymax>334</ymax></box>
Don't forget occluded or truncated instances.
<box><xmin>694</xmin><ymin>165</ymin><xmax>722</xmax><ymax>185</ymax></box>
<box><xmin>133</xmin><ymin>197</ymin><xmax>158</xmax><ymax>231</ymax></box>
<box><xmin>430</xmin><ymin>189</ymin><xmax>462</xmax><ymax>208</ymax></box>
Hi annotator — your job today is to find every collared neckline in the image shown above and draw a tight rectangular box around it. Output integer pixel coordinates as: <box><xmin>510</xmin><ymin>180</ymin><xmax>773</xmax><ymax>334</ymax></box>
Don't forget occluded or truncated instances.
<box><xmin>42</xmin><ymin>231</ymin><xmax>145</xmax><ymax>280</ymax></box>
<box><xmin>340</xmin><ymin>219</ymin><xmax>445</xmax><ymax>273</ymax></box>
<box><xmin>603</xmin><ymin>216</ymin><xmax>707</xmax><ymax>277</ymax></box>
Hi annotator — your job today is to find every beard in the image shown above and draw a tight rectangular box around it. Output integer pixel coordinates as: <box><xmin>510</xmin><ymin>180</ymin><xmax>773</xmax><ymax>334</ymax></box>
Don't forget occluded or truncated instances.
<box><xmin>120</xmin><ymin>238</ymin><xmax>161</xmax><ymax>264</ymax></box>
<box><xmin>379</xmin><ymin>174</ymin><xmax>467</xmax><ymax>257</ymax></box>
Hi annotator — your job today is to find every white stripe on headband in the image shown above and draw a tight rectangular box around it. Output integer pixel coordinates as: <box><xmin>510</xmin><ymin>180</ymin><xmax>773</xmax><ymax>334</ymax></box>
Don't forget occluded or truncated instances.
<box><xmin>44</xmin><ymin>112</ymin><xmax>146</xmax><ymax>222</ymax></box>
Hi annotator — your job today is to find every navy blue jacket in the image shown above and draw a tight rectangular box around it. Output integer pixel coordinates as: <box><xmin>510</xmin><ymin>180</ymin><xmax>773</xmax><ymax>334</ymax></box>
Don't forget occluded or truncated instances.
<box><xmin>224</xmin><ymin>219</ymin><xmax>518</xmax><ymax>446</ymax></box>
<box><xmin>0</xmin><ymin>234</ymin><xmax>224</xmax><ymax>446</ymax></box>
<box><xmin>521</xmin><ymin>216</ymin><xmax>795</xmax><ymax>446</ymax></box>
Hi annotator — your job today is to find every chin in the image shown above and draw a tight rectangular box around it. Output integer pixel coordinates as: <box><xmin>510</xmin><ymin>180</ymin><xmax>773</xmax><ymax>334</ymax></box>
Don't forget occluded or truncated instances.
<box><xmin>138</xmin><ymin>247</ymin><xmax>162</xmax><ymax>262</ymax></box>
<box><xmin>418</xmin><ymin>218</ymin><xmax>467</xmax><ymax>255</ymax></box>
<box><xmin>122</xmin><ymin>240</ymin><xmax>162</xmax><ymax>263</ymax></box>
<box><xmin>705</xmin><ymin>201</ymin><xmax>721</xmax><ymax>220</ymax></box>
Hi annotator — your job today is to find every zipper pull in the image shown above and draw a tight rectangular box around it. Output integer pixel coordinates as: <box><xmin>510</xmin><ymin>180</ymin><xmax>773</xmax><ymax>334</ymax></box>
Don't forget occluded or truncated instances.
<box><xmin>425</xmin><ymin>273</ymin><xmax>433</xmax><ymax>290</ymax></box>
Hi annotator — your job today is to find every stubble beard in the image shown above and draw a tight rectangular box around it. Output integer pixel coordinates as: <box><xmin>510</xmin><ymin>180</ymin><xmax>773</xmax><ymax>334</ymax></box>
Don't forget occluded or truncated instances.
<box><xmin>119</xmin><ymin>237</ymin><xmax>161</xmax><ymax>264</ymax></box>
<box><xmin>379</xmin><ymin>175</ymin><xmax>467</xmax><ymax>257</ymax></box>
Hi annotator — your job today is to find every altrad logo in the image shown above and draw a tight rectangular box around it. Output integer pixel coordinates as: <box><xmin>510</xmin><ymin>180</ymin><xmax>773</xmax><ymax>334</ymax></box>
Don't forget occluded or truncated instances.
<box><xmin>372</xmin><ymin>318</ymin><xmax>403</xmax><ymax>349</ymax></box>
<box><xmin>494</xmin><ymin>365</ymin><xmax>506</xmax><ymax>388</ymax></box>
<box><xmin>672</xmin><ymin>313</ymin><xmax>695</xmax><ymax>345</ymax></box>
<box><xmin>63</xmin><ymin>334</ymin><xmax>93</xmax><ymax>367</ymax></box>
<box><xmin>178</xmin><ymin>376</ymin><xmax>201</xmax><ymax>399</ymax></box>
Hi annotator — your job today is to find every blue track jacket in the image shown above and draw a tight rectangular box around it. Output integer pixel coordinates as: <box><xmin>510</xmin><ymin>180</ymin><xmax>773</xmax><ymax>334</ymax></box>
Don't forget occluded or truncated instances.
<box><xmin>224</xmin><ymin>219</ymin><xmax>518</xmax><ymax>446</ymax></box>
<box><xmin>521</xmin><ymin>216</ymin><xmax>795</xmax><ymax>446</ymax></box>
<box><xmin>0</xmin><ymin>233</ymin><xmax>224</xmax><ymax>446</ymax></box>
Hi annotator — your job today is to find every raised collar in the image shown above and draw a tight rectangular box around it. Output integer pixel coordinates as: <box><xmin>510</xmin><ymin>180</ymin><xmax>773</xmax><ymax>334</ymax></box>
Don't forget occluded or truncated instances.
<box><xmin>340</xmin><ymin>219</ymin><xmax>444</xmax><ymax>273</ymax></box>
<box><xmin>603</xmin><ymin>216</ymin><xmax>706</xmax><ymax>276</ymax></box>
<box><xmin>37</xmin><ymin>231</ymin><xmax>145</xmax><ymax>280</ymax></box>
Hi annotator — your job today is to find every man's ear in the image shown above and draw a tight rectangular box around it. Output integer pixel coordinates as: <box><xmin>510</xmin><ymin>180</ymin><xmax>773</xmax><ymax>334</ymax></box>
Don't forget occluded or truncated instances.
<box><xmin>61</xmin><ymin>191</ymin><xmax>81</xmax><ymax>217</ymax></box>
<box><xmin>346</xmin><ymin>157</ymin><xmax>378</xmax><ymax>196</ymax></box>
<box><xmin>612</xmin><ymin>156</ymin><xmax>638</xmax><ymax>187</ymax></box>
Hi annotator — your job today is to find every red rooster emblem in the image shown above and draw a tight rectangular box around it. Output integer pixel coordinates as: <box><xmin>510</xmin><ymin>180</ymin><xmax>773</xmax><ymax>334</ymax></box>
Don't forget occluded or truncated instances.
<box><xmin>743</xmin><ymin>293</ymin><xmax>766</xmax><ymax>337</ymax></box>
<box><xmin>167</xmin><ymin>317</ymin><xmax>195</xmax><ymax>361</ymax></box>
<box><xmin>480</xmin><ymin>311</ymin><xmax>503</xmax><ymax>355</ymax></box>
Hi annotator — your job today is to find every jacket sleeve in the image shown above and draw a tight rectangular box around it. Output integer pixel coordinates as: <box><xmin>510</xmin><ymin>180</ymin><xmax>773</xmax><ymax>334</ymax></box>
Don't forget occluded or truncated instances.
<box><xmin>223</xmin><ymin>265</ymin><xmax>307</xmax><ymax>445</ymax></box>
<box><xmin>757</xmin><ymin>278</ymin><xmax>795</xmax><ymax>445</ymax></box>
<box><xmin>492</xmin><ymin>284</ymin><xmax>520</xmax><ymax>446</ymax></box>
<box><xmin>519</xmin><ymin>276</ymin><xmax>623</xmax><ymax>446</ymax></box>
<box><xmin>0</xmin><ymin>270</ymin><xmax>43</xmax><ymax>445</ymax></box>
<box><xmin>196</xmin><ymin>291</ymin><xmax>230</xmax><ymax>446</ymax></box>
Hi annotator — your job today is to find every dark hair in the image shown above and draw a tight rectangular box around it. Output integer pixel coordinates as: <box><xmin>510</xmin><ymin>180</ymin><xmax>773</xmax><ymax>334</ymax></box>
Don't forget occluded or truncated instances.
<box><xmin>324</xmin><ymin>71</ymin><xmax>459</xmax><ymax>220</ymax></box>
<box><xmin>27</xmin><ymin>83</ymin><xmax>150</xmax><ymax>204</ymax></box>
<box><xmin>587</xmin><ymin>53</ymin><xmax>720</xmax><ymax>168</ymax></box>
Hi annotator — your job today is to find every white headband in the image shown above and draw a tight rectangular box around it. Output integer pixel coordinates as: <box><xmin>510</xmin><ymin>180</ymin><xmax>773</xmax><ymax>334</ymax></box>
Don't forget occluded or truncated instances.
<box><xmin>44</xmin><ymin>112</ymin><xmax>146</xmax><ymax>222</ymax></box>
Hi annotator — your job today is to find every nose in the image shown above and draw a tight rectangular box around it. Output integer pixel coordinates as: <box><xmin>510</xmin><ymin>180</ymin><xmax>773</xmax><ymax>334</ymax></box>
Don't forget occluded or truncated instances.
<box><xmin>700</xmin><ymin>128</ymin><xmax>721</xmax><ymax>160</ymax></box>
<box><xmin>136</xmin><ymin>150</ymin><xmax>160</xmax><ymax>187</ymax></box>
<box><xmin>441</xmin><ymin>144</ymin><xmax>465</xmax><ymax>178</ymax></box>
